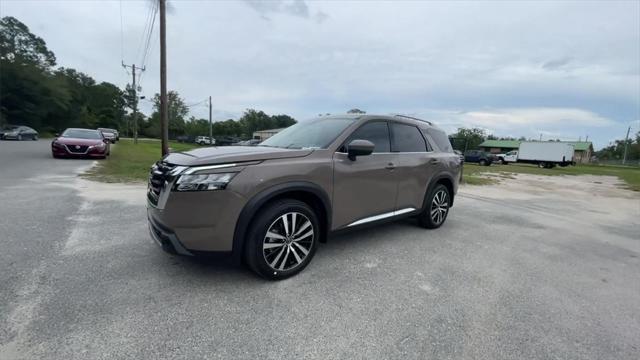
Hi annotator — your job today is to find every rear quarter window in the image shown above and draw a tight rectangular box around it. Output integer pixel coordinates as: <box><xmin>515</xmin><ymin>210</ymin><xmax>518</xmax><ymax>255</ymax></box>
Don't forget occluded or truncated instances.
<box><xmin>427</xmin><ymin>128</ymin><xmax>453</xmax><ymax>153</ymax></box>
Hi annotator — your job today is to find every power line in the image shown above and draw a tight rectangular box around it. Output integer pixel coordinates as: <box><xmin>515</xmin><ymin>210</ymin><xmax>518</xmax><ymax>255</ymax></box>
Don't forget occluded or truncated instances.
<box><xmin>135</xmin><ymin>3</ymin><xmax>155</xmax><ymax>64</ymax></box>
<box><xmin>140</xmin><ymin>4</ymin><xmax>158</xmax><ymax>66</ymax></box>
<box><xmin>137</xmin><ymin>1</ymin><xmax>159</xmax><ymax>89</ymax></box>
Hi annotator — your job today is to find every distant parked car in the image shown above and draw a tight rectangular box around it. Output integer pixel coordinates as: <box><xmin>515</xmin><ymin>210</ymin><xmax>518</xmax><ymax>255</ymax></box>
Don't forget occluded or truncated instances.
<box><xmin>464</xmin><ymin>150</ymin><xmax>493</xmax><ymax>166</ymax></box>
<box><xmin>195</xmin><ymin>136</ymin><xmax>215</xmax><ymax>145</ymax></box>
<box><xmin>1</xmin><ymin>125</ymin><xmax>39</xmax><ymax>140</ymax></box>
<box><xmin>176</xmin><ymin>135</ymin><xmax>195</xmax><ymax>143</ymax></box>
<box><xmin>215</xmin><ymin>136</ymin><xmax>241</xmax><ymax>146</ymax></box>
<box><xmin>97</xmin><ymin>128</ymin><xmax>117</xmax><ymax>143</ymax></box>
<box><xmin>233</xmin><ymin>139</ymin><xmax>261</xmax><ymax>146</ymax></box>
<box><xmin>51</xmin><ymin>128</ymin><xmax>110</xmax><ymax>159</ymax></box>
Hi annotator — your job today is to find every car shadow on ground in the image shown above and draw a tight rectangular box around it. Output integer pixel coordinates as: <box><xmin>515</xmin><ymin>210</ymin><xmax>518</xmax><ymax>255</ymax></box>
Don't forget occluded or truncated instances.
<box><xmin>162</xmin><ymin>217</ymin><xmax>423</xmax><ymax>282</ymax></box>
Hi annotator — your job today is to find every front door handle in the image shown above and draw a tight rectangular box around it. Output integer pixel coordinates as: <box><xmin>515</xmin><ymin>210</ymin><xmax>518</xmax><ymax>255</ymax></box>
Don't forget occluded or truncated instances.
<box><xmin>385</xmin><ymin>162</ymin><xmax>396</xmax><ymax>170</ymax></box>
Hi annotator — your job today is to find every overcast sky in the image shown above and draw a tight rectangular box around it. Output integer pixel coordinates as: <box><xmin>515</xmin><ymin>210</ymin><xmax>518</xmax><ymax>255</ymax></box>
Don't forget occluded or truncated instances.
<box><xmin>2</xmin><ymin>0</ymin><xmax>639</xmax><ymax>148</ymax></box>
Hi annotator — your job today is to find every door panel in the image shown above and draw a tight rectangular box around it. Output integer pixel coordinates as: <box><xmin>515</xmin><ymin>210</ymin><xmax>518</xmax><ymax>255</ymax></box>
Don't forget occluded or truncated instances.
<box><xmin>389</xmin><ymin>122</ymin><xmax>438</xmax><ymax>211</ymax></box>
<box><xmin>394</xmin><ymin>153</ymin><xmax>439</xmax><ymax>211</ymax></box>
<box><xmin>332</xmin><ymin>152</ymin><xmax>399</xmax><ymax>229</ymax></box>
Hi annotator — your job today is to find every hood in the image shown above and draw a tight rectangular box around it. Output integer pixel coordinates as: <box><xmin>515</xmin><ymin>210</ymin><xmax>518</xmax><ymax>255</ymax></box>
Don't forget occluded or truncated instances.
<box><xmin>54</xmin><ymin>137</ymin><xmax>104</xmax><ymax>146</ymax></box>
<box><xmin>164</xmin><ymin>146</ymin><xmax>313</xmax><ymax>166</ymax></box>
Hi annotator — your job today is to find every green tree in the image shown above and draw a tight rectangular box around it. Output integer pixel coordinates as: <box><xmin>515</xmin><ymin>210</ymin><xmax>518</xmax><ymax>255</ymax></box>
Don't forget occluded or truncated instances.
<box><xmin>0</xmin><ymin>16</ymin><xmax>56</xmax><ymax>68</ymax></box>
<box><xmin>271</xmin><ymin>114</ymin><xmax>297</xmax><ymax>128</ymax></box>
<box><xmin>149</xmin><ymin>91</ymin><xmax>189</xmax><ymax>138</ymax></box>
<box><xmin>449</xmin><ymin>127</ymin><xmax>487</xmax><ymax>151</ymax></box>
<box><xmin>238</xmin><ymin>109</ymin><xmax>272</xmax><ymax>136</ymax></box>
<box><xmin>0</xmin><ymin>16</ymin><xmax>126</xmax><ymax>133</ymax></box>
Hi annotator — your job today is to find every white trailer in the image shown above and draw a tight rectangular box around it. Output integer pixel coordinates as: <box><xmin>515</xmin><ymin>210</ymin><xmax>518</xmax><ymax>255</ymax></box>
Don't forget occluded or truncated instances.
<box><xmin>502</xmin><ymin>142</ymin><xmax>575</xmax><ymax>168</ymax></box>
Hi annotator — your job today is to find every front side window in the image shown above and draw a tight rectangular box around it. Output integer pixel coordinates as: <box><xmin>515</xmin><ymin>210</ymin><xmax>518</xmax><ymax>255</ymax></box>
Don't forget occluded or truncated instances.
<box><xmin>390</xmin><ymin>123</ymin><xmax>427</xmax><ymax>152</ymax></box>
<box><xmin>346</xmin><ymin>121</ymin><xmax>390</xmax><ymax>153</ymax></box>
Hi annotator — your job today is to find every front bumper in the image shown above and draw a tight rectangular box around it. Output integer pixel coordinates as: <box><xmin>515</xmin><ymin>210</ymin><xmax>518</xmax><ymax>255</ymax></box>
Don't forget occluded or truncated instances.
<box><xmin>52</xmin><ymin>144</ymin><xmax>107</xmax><ymax>157</ymax></box>
<box><xmin>148</xmin><ymin>213</ymin><xmax>194</xmax><ymax>256</ymax></box>
<box><xmin>146</xmin><ymin>188</ymin><xmax>247</xmax><ymax>253</ymax></box>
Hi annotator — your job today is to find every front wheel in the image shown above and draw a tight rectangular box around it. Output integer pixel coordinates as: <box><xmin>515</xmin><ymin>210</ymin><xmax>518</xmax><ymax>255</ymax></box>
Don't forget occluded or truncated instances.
<box><xmin>479</xmin><ymin>159</ymin><xmax>487</xmax><ymax>166</ymax></box>
<box><xmin>17</xmin><ymin>135</ymin><xmax>23</xmax><ymax>141</ymax></box>
<box><xmin>418</xmin><ymin>184</ymin><xmax>451</xmax><ymax>229</ymax></box>
<box><xmin>33</xmin><ymin>135</ymin><xmax>38</xmax><ymax>141</ymax></box>
<box><xmin>245</xmin><ymin>199</ymin><xmax>319</xmax><ymax>280</ymax></box>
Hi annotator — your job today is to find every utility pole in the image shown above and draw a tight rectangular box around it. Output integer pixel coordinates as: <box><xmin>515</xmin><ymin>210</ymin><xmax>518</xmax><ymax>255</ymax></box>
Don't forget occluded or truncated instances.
<box><xmin>122</xmin><ymin>62</ymin><xmax>145</xmax><ymax>144</ymax></box>
<box><xmin>159</xmin><ymin>0</ymin><xmax>169</xmax><ymax>156</ymax></box>
<box><xmin>209</xmin><ymin>96</ymin><xmax>213</xmax><ymax>142</ymax></box>
<box><xmin>622</xmin><ymin>126</ymin><xmax>631</xmax><ymax>165</ymax></box>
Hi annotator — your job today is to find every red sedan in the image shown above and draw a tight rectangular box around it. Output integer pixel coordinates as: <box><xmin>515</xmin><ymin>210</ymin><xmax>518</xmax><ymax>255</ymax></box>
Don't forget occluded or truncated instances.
<box><xmin>51</xmin><ymin>128</ymin><xmax>111</xmax><ymax>159</ymax></box>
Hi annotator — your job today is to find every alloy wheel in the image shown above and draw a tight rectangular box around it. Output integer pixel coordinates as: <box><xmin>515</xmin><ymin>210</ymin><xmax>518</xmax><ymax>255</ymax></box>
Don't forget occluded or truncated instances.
<box><xmin>263</xmin><ymin>212</ymin><xmax>314</xmax><ymax>272</ymax></box>
<box><xmin>430</xmin><ymin>190</ymin><xmax>449</xmax><ymax>225</ymax></box>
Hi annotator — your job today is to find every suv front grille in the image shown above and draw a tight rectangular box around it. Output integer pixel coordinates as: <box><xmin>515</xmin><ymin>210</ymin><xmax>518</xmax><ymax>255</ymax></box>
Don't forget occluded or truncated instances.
<box><xmin>147</xmin><ymin>161</ymin><xmax>177</xmax><ymax>206</ymax></box>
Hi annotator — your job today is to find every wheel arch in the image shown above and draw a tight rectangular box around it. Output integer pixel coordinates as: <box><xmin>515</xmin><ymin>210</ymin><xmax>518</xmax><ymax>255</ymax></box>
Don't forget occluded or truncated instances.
<box><xmin>422</xmin><ymin>174</ymin><xmax>455</xmax><ymax>211</ymax></box>
<box><xmin>231</xmin><ymin>181</ymin><xmax>331</xmax><ymax>263</ymax></box>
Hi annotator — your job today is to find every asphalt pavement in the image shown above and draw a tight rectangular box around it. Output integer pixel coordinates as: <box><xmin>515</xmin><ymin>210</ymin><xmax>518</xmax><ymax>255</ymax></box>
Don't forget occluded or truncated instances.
<box><xmin>1</xmin><ymin>139</ymin><xmax>639</xmax><ymax>360</ymax></box>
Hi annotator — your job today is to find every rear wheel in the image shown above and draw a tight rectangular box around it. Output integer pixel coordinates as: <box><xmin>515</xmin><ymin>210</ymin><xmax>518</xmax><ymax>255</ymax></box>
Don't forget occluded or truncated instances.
<box><xmin>418</xmin><ymin>184</ymin><xmax>451</xmax><ymax>229</ymax></box>
<box><xmin>17</xmin><ymin>134</ymin><xmax>23</xmax><ymax>141</ymax></box>
<box><xmin>245</xmin><ymin>199</ymin><xmax>319</xmax><ymax>280</ymax></box>
<box><xmin>479</xmin><ymin>159</ymin><xmax>487</xmax><ymax>166</ymax></box>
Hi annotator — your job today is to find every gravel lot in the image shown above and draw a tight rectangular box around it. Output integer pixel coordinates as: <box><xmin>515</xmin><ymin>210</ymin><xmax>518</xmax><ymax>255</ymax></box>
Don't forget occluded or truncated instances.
<box><xmin>1</xmin><ymin>140</ymin><xmax>639</xmax><ymax>360</ymax></box>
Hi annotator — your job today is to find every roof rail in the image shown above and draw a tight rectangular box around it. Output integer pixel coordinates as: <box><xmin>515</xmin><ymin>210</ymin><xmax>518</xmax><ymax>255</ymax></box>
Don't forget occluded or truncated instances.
<box><xmin>393</xmin><ymin>114</ymin><xmax>432</xmax><ymax>125</ymax></box>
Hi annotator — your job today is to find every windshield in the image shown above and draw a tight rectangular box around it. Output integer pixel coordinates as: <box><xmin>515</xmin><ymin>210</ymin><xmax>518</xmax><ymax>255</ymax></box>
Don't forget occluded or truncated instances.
<box><xmin>62</xmin><ymin>129</ymin><xmax>103</xmax><ymax>139</ymax></box>
<box><xmin>259</xmin><ymin>118</ymin><xmax>356</xmax><ymax>149</ymax></box>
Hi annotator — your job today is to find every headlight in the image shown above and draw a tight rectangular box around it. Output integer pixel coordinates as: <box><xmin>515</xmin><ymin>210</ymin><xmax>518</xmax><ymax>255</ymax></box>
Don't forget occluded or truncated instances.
<box><xmin>175</xmin><ymin>172</ymin><xmax>236</xmax><ymax>191</ymax></box>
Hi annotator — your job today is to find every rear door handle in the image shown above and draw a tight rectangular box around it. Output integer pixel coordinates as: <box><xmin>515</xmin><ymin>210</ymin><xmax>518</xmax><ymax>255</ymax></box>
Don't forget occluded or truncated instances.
<box><xmin>429</xmin><ymin>159</ymin><xmax>440</xmax><ymax>165</ymax></box>
<box><xmin>385</xmin><ymin>162</ymin><xmax>396</xmax><ymax>170</ymax></box>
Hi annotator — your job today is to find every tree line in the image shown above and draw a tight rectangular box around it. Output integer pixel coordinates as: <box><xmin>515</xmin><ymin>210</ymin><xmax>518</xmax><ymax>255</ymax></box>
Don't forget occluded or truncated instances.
<box><xmin>0</xmin><ymin>16</ymin><xmax>295</xmax><ymax>139</ymax></box>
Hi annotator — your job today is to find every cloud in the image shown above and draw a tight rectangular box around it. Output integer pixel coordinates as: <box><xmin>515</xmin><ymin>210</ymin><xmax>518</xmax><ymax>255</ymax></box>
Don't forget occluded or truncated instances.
<box><xmin>411</xmin><ymin>107</ymin><xmax>615</xmax><ymax>143</ymax></box>
<box><xmin>542</xmin><ymin>57</ymin><xmax>572</xmax><ymax>71</ymax></box>
<box><xmin>2</xmin><ymin>0</ymin><xmax>636</xmax><ymax>150</ymax></box>
<box><xmin>242</xmin><ymin>0</ymin><xmax>327</xmax><ymax>22</ymax></box>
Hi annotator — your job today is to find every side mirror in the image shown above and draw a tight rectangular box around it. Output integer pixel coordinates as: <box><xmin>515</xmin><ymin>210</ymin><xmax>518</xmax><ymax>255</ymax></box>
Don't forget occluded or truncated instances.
<box><xmin>347</xmin><ymin>139</ymin><xmax>375</xmax><ymax>161</ymax></box>
<box><xmin>54</xmin><ymin>133</ymin><xmax>60</xmax><ymax>137</ymax></box>
<box><xmin>103</xmin><ymin>138</ymin><xmax>109</xmax><ymax>143</ymax></box>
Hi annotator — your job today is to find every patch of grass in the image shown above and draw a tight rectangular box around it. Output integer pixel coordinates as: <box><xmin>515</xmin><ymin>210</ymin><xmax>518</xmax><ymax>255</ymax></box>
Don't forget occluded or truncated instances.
<box><xmin>462</xmin><ymin>163</ymin><xmax>640</xmax><ymax>191</ymax></box>
<box><xmin>84</xmin><ymin>139</ymin><xmax>198</xmax><ymax>183</ymax></box>
<box><xmin>462</xmin><ymin>173</ymin><xmax>497</xmax><ymax>185</ymax></box>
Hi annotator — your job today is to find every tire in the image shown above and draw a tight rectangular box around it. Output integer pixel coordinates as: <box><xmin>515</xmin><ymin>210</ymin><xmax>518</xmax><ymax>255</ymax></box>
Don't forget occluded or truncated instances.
<box><xmin>500</xmin><ymin>158</ymin><xmax>507</xmax><ymax>165</ymax></box>
<box><xmin>418</xmin><ymin>184</ymin><xmax>451</xmax><ymax>229</ymax></box>
<box><xmin>32</xmin><ymin>135</ymin><xmax>38</xmax><ymax>141</ymax></box>
<box><xmin>538</xmin><ymin>162</ymin><xmax>545</xmax><ymax>168</ymax></box>
<box><xmin>17</xmin><ymin>135</ymin><xmax>22</xmax><ymax>141</ymax></box>
<box><xmin>244</xmin><ymin>199</ymin><xmax>319</xmax><ymax>280</ymax></box>
<box><xmin>479</xmin><ymin>159</ymin><xmax>487</xmax><ymax>166</ymax></box>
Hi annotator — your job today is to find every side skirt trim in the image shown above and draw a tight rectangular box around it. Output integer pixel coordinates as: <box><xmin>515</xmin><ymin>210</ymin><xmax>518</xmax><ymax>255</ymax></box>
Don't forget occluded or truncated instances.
<box><xmin>347</xmin><ymin>207</ymin><xmax>416</xmax><ymax>227</ymax></box>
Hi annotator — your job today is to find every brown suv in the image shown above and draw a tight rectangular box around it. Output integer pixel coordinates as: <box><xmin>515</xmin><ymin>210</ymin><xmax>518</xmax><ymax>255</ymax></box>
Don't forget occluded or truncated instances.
<box><xmin>147</xmin><ymin>115</ymin><xmax>461</xmax><ymax>279</ymax></box>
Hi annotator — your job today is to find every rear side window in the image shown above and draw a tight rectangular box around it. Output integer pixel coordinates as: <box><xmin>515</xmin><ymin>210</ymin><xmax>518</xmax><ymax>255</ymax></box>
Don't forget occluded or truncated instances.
<box><xmin>427</xmin><ymin>128</ymin><xmax>453</xmax><ymax>153</ymax></box>
<box><xmin>346</xmin><ymin>121</ymin><xmax>390</xmax><ymax>153</ymax></box>
<box><xmin>390</xmin><ymin>123</ymin><xmax>427</xmax><ymax>152</ymax></box>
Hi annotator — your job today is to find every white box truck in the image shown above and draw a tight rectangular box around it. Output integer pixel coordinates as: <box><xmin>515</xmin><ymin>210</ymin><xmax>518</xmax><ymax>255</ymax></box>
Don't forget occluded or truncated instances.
<box><xmin>502</xmin><ymin>142</ymin><xmax>575</xmax><ymax>168</ymax></box>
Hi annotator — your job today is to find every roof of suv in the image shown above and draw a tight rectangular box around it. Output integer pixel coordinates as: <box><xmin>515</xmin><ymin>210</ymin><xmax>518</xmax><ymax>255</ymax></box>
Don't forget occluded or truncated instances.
<box><xmin>320</xmin><ymin>114</ymin><xmax>440</xmax><ymax>129</ymax></box>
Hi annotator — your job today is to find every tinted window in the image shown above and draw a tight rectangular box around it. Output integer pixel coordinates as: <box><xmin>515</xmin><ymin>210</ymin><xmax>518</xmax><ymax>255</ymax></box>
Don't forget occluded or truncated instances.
<box><xmin>427</xmin><ymin>128</ymin><xmax>453</xmax><ymax>152</ymax></box>
<box><xmin>391</xmin><ymin>123</ymin><xmax>427</xmax><ymax>152</ymax></box>
<box><xmin>347</xmin><ymin>121</ymin><xmax>390</xmax><ymax>153</ymax></box>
